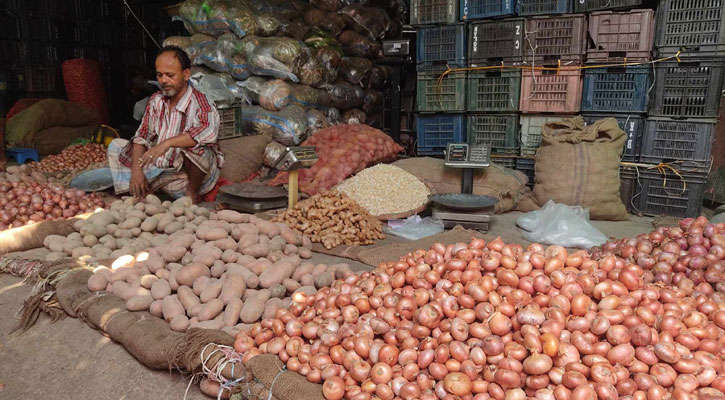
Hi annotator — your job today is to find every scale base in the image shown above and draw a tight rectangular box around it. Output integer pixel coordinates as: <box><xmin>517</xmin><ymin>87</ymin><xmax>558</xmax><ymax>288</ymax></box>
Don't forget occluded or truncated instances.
<box><xmin>432</xmin><ymin>207</ymin><xmax>493</xmax><ymax>232</ymax></box>
<box><xmin>217</xmin><ymin>193</ymin><xmax>288</xmax><ymax>213</ymax></box>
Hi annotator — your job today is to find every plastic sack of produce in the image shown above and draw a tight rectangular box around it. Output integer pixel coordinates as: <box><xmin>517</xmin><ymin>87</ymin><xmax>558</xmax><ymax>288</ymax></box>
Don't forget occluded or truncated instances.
<box><xmin>340</xmin><ymin>5</ymin><xmax>391</xmax><ymax>40</ymax></box>
<box><xmin>194</xmin><ymin>34</ymin><xmax>235</xmax><ymax>72</ymax></box>
<box><xmin>247</xmin><ymin>0</ymin><xmax>308</xmax><ymax>22</ymax></box>
<box><xmin>367</xmin><ymin>64</ymin><xmax>392</xmax><ymax>89</ymax></box>
<box><xmin>258</xmin><ymin>79</ymin><xmax>292</xmax><ymax>111</ymax></box>
<box><xmin>238</xmin><ymin>76</ymin><xmax>268</xmax><ymax>104</ymax></box>
<box><xmin>310</xmin><ymin>0</ymin><xmax>345</xmax><ymax>11</ymax></box>
<box><xmin>325</xmin><ymin>107</ymin><xmax>341</xmax><ymax>124</ymax></box>
<box><xmin>303</xmin><ymin>28</ymin><xmax>342</xmax><ymax>52</ymax></box>
<box><xmin>190</xmin><ymin>69</ymin><xmax>242</xmax><ymax>107</ymax></box>
<box><xmin>277</xmin><ymin>21</ymin><xmax>310</xmax><ymax>41</ymax></box>
<box><xmin>312</xmin><ymin>47</ymin><xmax>342</xmax><ymax>85</ymax></box>
<box><xmin>365</xmin><ymin>112</ymin><xmax>383</xmax><ymax>129</ymax></box>
<box><xmin>240</xmin><ymin>104</ymin><xmax>307</xmax><ymax>145</ymax></box>
<box><xmin>236</xmin><ymin>36</ymin><xmax>308</xmax><ymax>82</ymax></box>
<box><xmin>517</xmin><ymin>200</ymin><xmax>608</xmax><ymax>248</ymax></box>
<box><xmin>342</xmin><ymin>108</ymin><xmax>366</xmax><ymax>124</ymax></box>
<box><xmin>268</xmin><ymin>124</ymin><xmax>404</xmax><ymax>195</ymax></box>
<box><xmin>340</xmin><ymin>57</ymin><xmax>373</xmax><ymax>86</ymax></box>
<box><xmin>362</xmin><ymin>89</ymin><xmax>383</xmax><ymax>113</ymax></box>
<box><xmin>322</xmin><ymin>80</ymin><xmax>364</xmax><ymax>110</ymax></box>
<box><xmin>263</xmin><ymin>141</ymin><xmax>288</xmax><ymax>167</ymax></box>
<box><xmin>338</xmin><ymin>30</ymin><xmax>382</xmax><ymax>59</ymax></box>
<box><xmin>305</xmin><ymin>109</ymin><xmax>330</xmax><ymax>135</ymax></box>
<box><xmin>288</xmin><ymin>83</ymin><xmax>332</xmax><ymax>110</ymax></box>
<box><xmin>179</xmin><ymin>0</ymin><xmax>259</xmax><ymax>38</ymax></box>
<box><xmin>303</xmin><ymin>9</ymin><xmax>345</xmax><ymax>36</ymax></box>
<box><xmin>164</xmin><ymin>34</ymin><xmax>216</xmax><ymax>65</ymax></box>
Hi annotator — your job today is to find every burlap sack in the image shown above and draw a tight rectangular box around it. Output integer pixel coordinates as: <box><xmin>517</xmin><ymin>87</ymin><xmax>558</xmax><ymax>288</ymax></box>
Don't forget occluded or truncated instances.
<box><xmin>246</xmin><ymin>354</ymin><xmax>324</xmax><ymax>400</ymax></box>
<box><xmin>219</xmin><ymin>135</ymin><xmax>272</xmax><ymax>182</ymax></box>
<box><xmin>517</xmin><ymin>116</ymin><xmax>629</xmax><ymax>221</ymax></box>
<box><xmin>6</xmin><ymin>99</ymin><xmax>99</xmax><ymax>154</ymax></box>
<box><xmin>393</xmin><ymin>157</ymin><xmax>529</xmax><ymax>214</ymax></box>
<box><xmin>0</xmin><ymin>215</ymin><xmax>88</xmax><ymax>255</ymax></box>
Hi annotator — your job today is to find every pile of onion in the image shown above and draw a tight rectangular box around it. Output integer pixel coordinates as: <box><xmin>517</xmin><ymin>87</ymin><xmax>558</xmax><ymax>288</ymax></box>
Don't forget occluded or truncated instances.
<box><xmin>31</xmin><ymin>143</ymin><xmax>107</xmax><ymax>173</ymax></box>
<box><xmin>233</xmin><ymin>216</ymin><xmax>725</xmax><ymax>400</ymax></box>
<box><xmin>0</xmin><ymin>181</ymin><xmax>105</xmax><ymax>231</ymax></box>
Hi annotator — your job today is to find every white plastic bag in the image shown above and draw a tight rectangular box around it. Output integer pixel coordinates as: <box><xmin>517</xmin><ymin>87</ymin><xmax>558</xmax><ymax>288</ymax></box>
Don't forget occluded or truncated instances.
<box><xmin>385</xmin><ymin>216</ymin><xmax>444</xmax><ymax>241</ymax></box>
<box><xmin>517</xmin><ymin>200</ymin><xmax>608</xmax><ymax>249</ymax></box>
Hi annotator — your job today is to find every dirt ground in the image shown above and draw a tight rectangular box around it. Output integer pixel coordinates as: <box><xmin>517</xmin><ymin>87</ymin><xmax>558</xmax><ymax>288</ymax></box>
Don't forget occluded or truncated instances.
<box><xmin>0</xmin><ymin>211</ymin><xmax>658</xmax><ymax>399</ymax></box>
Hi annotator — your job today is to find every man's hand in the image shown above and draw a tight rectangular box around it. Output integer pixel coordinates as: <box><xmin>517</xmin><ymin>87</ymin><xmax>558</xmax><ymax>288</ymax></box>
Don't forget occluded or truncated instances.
<box><xmin>139</xmin><ymin>142</ymin><xmax>170</xmax><ymax>168</ymax></box>
<box><xmin>129</xmin><ymin>168</ymin><xmax>149</xmax><ymax>199</ymax></box>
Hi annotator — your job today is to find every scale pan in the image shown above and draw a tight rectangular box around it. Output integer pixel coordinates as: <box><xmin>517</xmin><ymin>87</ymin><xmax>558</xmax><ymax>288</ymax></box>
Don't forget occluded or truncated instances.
<box><xmin>428</xmin><ymin>193</ymin><xmax>498</xmax><ymax>211</ymax></box>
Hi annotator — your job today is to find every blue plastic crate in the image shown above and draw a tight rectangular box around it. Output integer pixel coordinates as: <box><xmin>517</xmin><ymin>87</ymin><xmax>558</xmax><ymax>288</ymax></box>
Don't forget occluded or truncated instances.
<box><xmin>417</xmin><ymin>24</ymin><xmax>467</xmax><ymax>68</ymax></box>
<box><xmin>517</xmin><ymin>0</ymin><xmax>570</xmax><ymax>15</ymax></box>
<box><xmin>416</xmin><ymin>114</ymin><xmax>466</xmax><ymax>155</ymax></box>
<box><xmin>581</xmin><ymin>66</ymin><xmax>651</xmax><ymax>113</ymax></box>
<box><xmin>461</xmin><ymin>0</ymin><xmax>515</xmax><ymax>20</ymax></box>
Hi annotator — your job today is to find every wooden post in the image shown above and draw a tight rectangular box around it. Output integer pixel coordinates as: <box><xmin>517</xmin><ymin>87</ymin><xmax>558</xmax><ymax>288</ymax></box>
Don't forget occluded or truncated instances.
<box><xmin>288</xmin><ymin>169</ymin><xmax>299</xmax><ymax>209</ymax></box>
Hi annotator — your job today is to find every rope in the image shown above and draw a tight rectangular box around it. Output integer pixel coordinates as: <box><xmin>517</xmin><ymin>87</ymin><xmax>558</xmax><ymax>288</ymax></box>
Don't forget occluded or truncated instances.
<box><xmin>122</xmin><ymin>0</ymin><xmax>162</xmax><ymax>50</ymax></box>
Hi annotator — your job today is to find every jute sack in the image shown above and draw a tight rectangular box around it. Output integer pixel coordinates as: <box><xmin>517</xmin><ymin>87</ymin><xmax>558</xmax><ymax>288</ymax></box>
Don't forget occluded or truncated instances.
<box><xmin>517</xmin><ymin>116</ymin><xmax>629</xmax><ymax>221</ymax></box>
<box><xmin>0</xmin><ymin>217</ymin><xmax>79</xmax><ymax>255</ymax></box>
<box><xmin>393</xmin><ymin>157</ymin><xmax>529</xmax><ymax>214</ymax></box>
<box><xmin>245</xmin><ymin>354</ymin><xmax>324</xmax><ymax>400</ymax></box>
<box><xmin>219</xmin><ymin>134</ymin><xmax>271</xmax><ymax>182</ymax></box>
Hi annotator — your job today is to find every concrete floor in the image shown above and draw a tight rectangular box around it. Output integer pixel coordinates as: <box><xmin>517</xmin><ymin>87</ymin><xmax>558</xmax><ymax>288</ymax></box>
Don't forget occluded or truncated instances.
<box><xmin>0</xmin><ymin>211</ymin><xmax>660</xmax><ymax>399</ymax></box>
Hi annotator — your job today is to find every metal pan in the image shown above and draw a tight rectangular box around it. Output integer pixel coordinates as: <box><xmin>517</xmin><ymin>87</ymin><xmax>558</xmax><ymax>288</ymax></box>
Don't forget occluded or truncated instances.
<box><xmin>428</xmin><ymin>193</ymin><xmax>498</xmax><ymax>211</ymax></box>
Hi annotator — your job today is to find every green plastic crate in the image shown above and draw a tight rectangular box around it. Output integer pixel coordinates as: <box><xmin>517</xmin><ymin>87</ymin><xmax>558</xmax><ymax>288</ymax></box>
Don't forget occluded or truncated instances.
<box><xmin>416</xmin><ymin>68</ymin><xmax>467</xmax><ymax>113</ymax></box>
<box><xmin>467</xmin><ymin>69</ymin><xmax>521</xmax><ymax>112</ymax></box>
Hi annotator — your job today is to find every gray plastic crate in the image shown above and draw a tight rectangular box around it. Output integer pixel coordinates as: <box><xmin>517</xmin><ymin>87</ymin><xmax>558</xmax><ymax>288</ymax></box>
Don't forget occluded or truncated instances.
<box><xmin>218</xmin><ymin>103</ymin><xmax>243</xmax><ymax>140</ymax></box>
<box><xmin>631</xmin><ymin>168</ymin><xmax>708</xmax><ymax>218</ymax></box>
<box><xmin>582</xmin><ymin>113</ymin><xmax>644</xmax><ymax>162</ymax></box>
<box><xmin>417</xmin><ymin>67</ymin><xmax>467</xmax><ymax>113</ymax></box>
<box><xmin>649</xmin><ymin>59</ymin><xmax>725</xmax><ymax>119</ymax></box>
<box><xmin>574</xmin><ymin>0</ymin><xmax>641</xmax><ymax>12</ymax></box>
<box><xmin>655</xmin><ymin>0</ymin><xmax>725</xmax><ymax>58</ymax></box>
<box><xmin>467</xmin><ymin>114</ymin><xmax>520</xmax><ymax>152</ymax></box>
<box><xmin>524</xmin><ymin>15</ymin><xmax>588</xmax><ymax>63</ymax></box>
<box><xmin>468</xmin><ymin>18</ymin><xmax>525</xmax><ymax>64</ymax></box>
<box><xmin>640</xmin><ymin>118</ymin><xmax>715</xmax><ymax>172</ymax></box>
<box><xmin>410</xmin><ymin>0</ymin><xmax>458</xmax><ymax>25</ymax></box>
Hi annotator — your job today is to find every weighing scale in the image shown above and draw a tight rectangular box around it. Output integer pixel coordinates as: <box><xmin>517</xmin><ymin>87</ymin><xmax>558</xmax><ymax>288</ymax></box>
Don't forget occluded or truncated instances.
<box><xmin>430</xmin><ymin>143</ymin><xmax>498</xmax><ymax>232</ymax></box>
<box><xmin>216</xmin><ymin>146</ymin><xmax>318</xmax><ymax>213</ymax></box>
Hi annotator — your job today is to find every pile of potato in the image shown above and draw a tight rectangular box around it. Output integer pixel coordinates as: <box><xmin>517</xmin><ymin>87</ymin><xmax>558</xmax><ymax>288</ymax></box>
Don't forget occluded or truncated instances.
<box><xmin>274</xmin><ymin>190</ymin><xmax>385</xmax><ymax>249</ymax></box>
<box><xmin>80</xmin><ymin>198</ymin><xmax>353</xmax><ymax>335</ymax></box>
<box><xmin>43</xmin><ymin>195</ymin><xmax>202</xmax><ymax>262</ymax></box>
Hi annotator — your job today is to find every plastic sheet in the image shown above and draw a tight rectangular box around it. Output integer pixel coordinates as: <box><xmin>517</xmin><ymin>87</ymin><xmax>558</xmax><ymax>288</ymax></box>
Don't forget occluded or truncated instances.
<box><xmin>238</xmin><ymin>76</ymin><xmax>268</xmax><ymax>104</ymax></box>
<box><xmin>516</xmin><ymin>200</ymin><xmax>608</xmax><ymax>249</ymax></box>
<box><xmin>241</xmin><ymin>104</ymin><xmax>308</xmax><ymax>145</ymax></box>
<box><xmin>190</xmin><ymin>70</ymin><xmax>237</xmax><ymax>107</ymax></box>
<box><xmin>385</xmin><ymin>216</ymin><xmax>445</xmax><ymax>240</ymax></box>
<box><xmin>263</xmin><ymin>141</ymin><xmax>288</xmax><ymax>167</ymax></box>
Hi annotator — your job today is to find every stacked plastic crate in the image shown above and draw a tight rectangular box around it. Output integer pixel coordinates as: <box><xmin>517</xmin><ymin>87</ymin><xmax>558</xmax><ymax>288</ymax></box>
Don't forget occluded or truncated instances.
<box><xmin>460</xmin><ymin>0</ymin><xmax>518</xmax><ymax>169</ymax></box>
<box><xmin>511</xmin><ymin>0</ymin><xmax>585</xmax><ymax>184</ymax></box>
<box><xmin>619</xmin><ymin>0</ymin><xmax>725</xmax><ymax>218</ymax></box>
<box><xmin>412</xmin><ymin>0</ymin><xmax>468</xmax><ymax>155</ymax></box>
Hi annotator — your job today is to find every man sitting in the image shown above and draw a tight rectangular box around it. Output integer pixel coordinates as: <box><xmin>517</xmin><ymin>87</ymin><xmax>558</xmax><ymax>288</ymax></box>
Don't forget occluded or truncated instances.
<box><xmin>107</xmin><ymin>46</ymin><xmax>224</xmax><ymax>204</ymax></box>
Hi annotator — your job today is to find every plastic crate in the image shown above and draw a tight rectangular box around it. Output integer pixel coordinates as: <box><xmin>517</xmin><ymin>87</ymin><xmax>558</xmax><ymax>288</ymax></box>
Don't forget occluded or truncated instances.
<box><xmin>516</xmin><ymin>0</ymin><xmax>570</xmax><ymax>16</ymax></box>
<box><xmin>0</xmin><ymin>40</ymin><xmax>24</xmax><ymax>65</ymax></box>
<box><xmin>619</xmin><ymin>165</ymin><xmax>639</xmax><ymax>213</ymax></box>
<box><xmin>417</xmin><ymin>24</ymin><xmax>467</xmax><ymax>68</ymax></box>
<box><xmin>416</xmin><ymin>114</ymin><xmax>466</xmax><ymax>155</ymax></box>
<box><xmin>520</xmin><ymin>114</ymin><xmax>568</xmax><ymax>149</ymax></box>
<box><xmin>461</xmin><ymin>0</ymin><xmax>515</xmax><ymax>20</ymax></box>
<box><xmin>11</xmin><ymin>66</ymin><xmax>59</xmax><ymax>93</ymax></box>
<box><xmin>218</xmin><ymin>103</ymin><xmax>243</xmax><ymax>140</ymax></box>
<box><xmin>25</xmin><ymin>15</ymin><xmax>53</xmax><ymax>42</ymax></box>
<box><xmin>586</xmin><ymin>10</ymin><xmax>655</xmax><ymax>63</ymax></box>
<box><xmin>410</xmin><ymin>0</ymin><xmax>458</xmax><ymax>25</ymax></box>
<box><xmin>581</xmin><ymin>66</ymin><xmax>650</xmax><ymax>113</ymax></box>
<box><xmin>417</xmin><ymin>68</ymin><xmax>467</xmax><ymax>113</ymax></box>
<box><xmin>468</xmin><ymin>19</ymin><xmax>525</xmax><ymax>64</ymax></box>
<box><xmin>516</xmin><ymin>158</ymin><xmax>535</xmax><ymax>187</ymax></box>
<box><xmin>574</xmin><ymin>0</ymin><xmax>641</xmax><ymax>12</ymax></box>
<box><xmin>493</xmin><ymin>156</ymin><xmax>517</xmax><ymax>169</ymax></box>
<box><xmin>24</xmin><ymin>42</ymin><xmax>58</xmax><ymax>66</ymax></box>
<box><xmin>524</xmin><ymin>15</ymin><xmax>587</xmax><ymax>63</ymax></box>
<box><xmin>640</xmin><ymin>118</ymin><xmax>715</xmax><ymax>171</ymax></box>
<box><xmin>520</xmin><ymin>68</ymin><xmax>583</xmax><ymax>113</ymax></box>
<box><xmin>655</xmin><ymin>0</ymin><xmax>725</xmax><ymax>58</ymax></box>
<box><xmin>631</xmin><ymin>168</ymin><xmax>708</xmax><ymax>218</ymax></box>
<box><xmin>467</xmin><ymin>114</ymin><xmax>519</xmax><ymax>152</ymax></box>
<box><xmin>0</xmin><ymin>12</ymin><xmax>21</xmax><ymax>40</ymax></box>
<box><xmin>467</xmin><ymin>69</ymin><xmax>521</xmax><ymax>112</ymax></box>
<box><xmin>582</xmin><ymin>113</ymin><xmax>644</xmax><ymax>162</ymax></box>
<box><xmin>649</xmin><ymin>59</ymin><xmax>725</xmax><ymax>119</ymax></box>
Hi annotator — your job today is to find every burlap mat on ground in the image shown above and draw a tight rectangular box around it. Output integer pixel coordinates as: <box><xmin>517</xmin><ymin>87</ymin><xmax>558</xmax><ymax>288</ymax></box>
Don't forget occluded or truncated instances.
<box><xmin>245</xmin><ymin>354</ymin><xmax>324</xmax><ymax>400</ymax></box>
<box><xmin>356</xmin><ymin>225</ymin><xmax>485</xmax><ymax>267</ymax></box>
